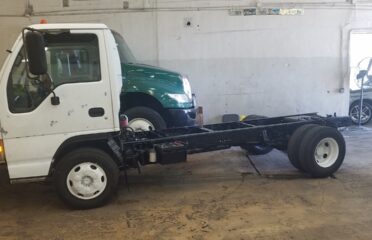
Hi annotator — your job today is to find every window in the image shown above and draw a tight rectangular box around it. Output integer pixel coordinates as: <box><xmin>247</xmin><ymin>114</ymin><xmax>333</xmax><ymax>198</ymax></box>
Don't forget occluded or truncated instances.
<box><xmin>7</xmin><ymin>33</ymin><xmax>101</xmax><ymax>113</ymax></box>
<box><xmin>46</xmin><ymin>33</ymin><xmax>101</xmax><ymax>86</ymax></box>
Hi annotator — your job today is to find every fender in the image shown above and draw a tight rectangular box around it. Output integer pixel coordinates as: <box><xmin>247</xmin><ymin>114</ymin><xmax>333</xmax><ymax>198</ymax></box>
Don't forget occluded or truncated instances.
<box><xmin>50</xmin><ymin>132</ymin><xmax>122</xmax><ymax>175</ymax></box>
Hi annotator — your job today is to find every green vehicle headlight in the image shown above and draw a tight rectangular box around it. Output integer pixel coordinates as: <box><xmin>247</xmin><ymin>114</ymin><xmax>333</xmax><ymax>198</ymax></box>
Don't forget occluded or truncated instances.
<box><xmin>168</xmin><ymin>94</ymin><xmax>191</xmax><ymax>103</ymax></box>
<box><xmin>182</xmin><ymin>76</ymin><xmax>192</xmax><ymax>100</ymax></box>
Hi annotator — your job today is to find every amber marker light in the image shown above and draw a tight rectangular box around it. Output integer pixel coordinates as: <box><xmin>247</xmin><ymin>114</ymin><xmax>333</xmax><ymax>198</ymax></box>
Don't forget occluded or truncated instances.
<box><xmin>0</xmin><ymin>140</ymin><xmax>5</xmax><ymax>163</ymax></box>
<box><xmin>40</xmin><ymin>18</ymin><xmax>48</xmax><ymax>24</ymax></box>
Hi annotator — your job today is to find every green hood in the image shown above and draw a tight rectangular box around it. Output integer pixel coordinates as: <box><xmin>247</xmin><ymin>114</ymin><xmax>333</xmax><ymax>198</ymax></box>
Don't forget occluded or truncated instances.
<box><xmin>121</xmin><ymin>63</ymin><xmax>193</xmax><ymax>109</ymax></box>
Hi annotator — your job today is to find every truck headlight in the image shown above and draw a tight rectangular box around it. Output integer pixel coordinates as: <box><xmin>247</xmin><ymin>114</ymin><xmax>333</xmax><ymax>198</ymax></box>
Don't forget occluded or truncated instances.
<box><xmin>168</xmin><ymin>94</ymin><xmax>191</xmax><ymax>103</ymax></box>
<box><xmin>182</xmin><ymin>76</ymin><xmax>192</xmax><ymax>100</ymax></box>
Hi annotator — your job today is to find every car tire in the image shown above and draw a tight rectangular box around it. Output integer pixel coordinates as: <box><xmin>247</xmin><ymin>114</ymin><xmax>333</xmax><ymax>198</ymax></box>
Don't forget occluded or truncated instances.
<box><xmin>124</xmin><ymin>107</ymin><xmax>166</xmax><ymax>131</ymax></box>
<box><xmin>349</xmin><ymin>101</ymin><xmax>372</xmax><ymax>125</ymax></box>
<box><xmin>298</xmin><ymin>126</ymin><xmax>346</xmax><ymax>178</ymax></box>
<box><xmin>54</xmin><ymin>148</ymin><xmax>119</xmax><ymax>209</ymax></box>
<box><xmin>287</xmin><ymin>124</ymin><xmax>318</xmax><ymax>171</ymax></box>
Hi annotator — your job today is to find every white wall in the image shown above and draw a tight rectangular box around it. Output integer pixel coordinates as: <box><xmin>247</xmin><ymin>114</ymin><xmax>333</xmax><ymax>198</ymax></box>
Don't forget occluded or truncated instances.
<box><xmin>1</xmin><ymin>0</ymin><xmax>372</xmax><ymax>123</ymax></box>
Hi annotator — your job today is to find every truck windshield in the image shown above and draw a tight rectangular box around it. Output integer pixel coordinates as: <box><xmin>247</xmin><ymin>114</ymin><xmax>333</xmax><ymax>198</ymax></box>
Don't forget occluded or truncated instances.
<box><xmin>111</xmin><ymin>31</ymin><xmax>136</xmax><ymax>64</ymax></box>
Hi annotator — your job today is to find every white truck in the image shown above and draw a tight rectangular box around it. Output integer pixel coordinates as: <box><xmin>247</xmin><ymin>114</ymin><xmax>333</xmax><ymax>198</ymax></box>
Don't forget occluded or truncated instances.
<box><xmin>0</xmin><ymin>23</ymin><xmax>350</xmax><ymax>209</ymax></box>
<box><xmin>1</xmin><ymin>24</ymin><xmax>123</xmax><ymax>208</ymax></box>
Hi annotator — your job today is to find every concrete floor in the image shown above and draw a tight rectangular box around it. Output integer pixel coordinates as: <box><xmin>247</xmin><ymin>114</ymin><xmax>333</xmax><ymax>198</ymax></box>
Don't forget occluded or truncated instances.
<box><xmin>1</xmin><ymin>126</ymin><xmax>372</xmax><ymax>240</ymax></box>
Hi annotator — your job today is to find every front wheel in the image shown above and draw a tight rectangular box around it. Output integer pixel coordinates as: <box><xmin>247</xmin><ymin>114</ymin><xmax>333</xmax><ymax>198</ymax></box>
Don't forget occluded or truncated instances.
<box><xmin>299</xmin><ymin>126</ymin><xmax>346</xmax><ymax>178</ymax></box>
<box><xmin>349</xmin><ymin>101</ymin><xmax>372</xmax><ymax>125</ymax></box>
<box><xmin>54</xmin><ymin>148</ymin><xmax>119</xmax><ymax>209</ymax></box>
<box><xmin>124</xmin><ymin>107</ymin><xmax>166</xmax><ymax>131</ymax></box>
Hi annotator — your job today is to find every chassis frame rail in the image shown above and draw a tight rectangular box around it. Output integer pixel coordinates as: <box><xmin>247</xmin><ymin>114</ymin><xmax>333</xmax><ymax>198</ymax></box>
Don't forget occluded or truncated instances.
<box><xmin>115</xmin><ymin>113</ymin><xmax>351</xmax><ymax>168</ymax></box>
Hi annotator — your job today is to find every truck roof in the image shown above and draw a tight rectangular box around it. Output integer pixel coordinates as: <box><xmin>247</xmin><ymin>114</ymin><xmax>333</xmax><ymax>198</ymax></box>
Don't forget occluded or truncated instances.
<box><xmin>29</xmin><ymin>23</ymin><xmax>108</xmax><ymax>30</ymax></box>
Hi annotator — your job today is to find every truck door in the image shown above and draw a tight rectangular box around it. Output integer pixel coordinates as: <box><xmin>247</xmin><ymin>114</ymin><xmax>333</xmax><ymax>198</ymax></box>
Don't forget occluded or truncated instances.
<box><xmin>0</xmin><ymin>30</ymin><xmax>116</xmax><ymax>179</ymax></box>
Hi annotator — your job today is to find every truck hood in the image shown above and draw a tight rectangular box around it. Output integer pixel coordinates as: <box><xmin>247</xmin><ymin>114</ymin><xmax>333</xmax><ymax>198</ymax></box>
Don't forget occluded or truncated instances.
<box><xmin>121</xmin><ymin>63</ymin><xmax>193</xmax><ymax>109</ymax></box>
<box><xmin>122</xmin><ymin>63</ymin><xmax>183</xmax><ymax>90</ymax></box>
<box><xmin>125</xmin><ymin>63</ymin><xmax>180</xmax><ymax>76</ymax></box>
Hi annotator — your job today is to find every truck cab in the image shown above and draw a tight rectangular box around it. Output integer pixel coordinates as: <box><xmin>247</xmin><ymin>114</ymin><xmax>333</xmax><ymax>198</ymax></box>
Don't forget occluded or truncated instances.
<box><xmin>112</xmin><ymin>31</ymin><xmax>196</xmax><ymax>130</ymax></box>
<box><xmin>0</xmin><ymin>24</ymin><xmax>123</xmax><ymax>182</ymax></box>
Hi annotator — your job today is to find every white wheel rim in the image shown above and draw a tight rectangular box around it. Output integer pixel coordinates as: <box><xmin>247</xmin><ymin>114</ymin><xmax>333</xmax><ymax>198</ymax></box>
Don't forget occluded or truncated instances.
<box><xmin>350</xmin><ymin>105</ymin><xmax>371</xmax><ymax>123</ymax></box>
<box><xmin>129</xmin><ymin>118</ymin><xmax>155</xmax><ymax>131</ymax></box>
<box><xmin>66</xmin><ymin>162</ymin><xmax>107</xmax><ymax>200</ymax></box>
<box><xmin>314</xmin><ymin>138</ymin><xmax>339</xmax><ymax>168</ymax></box>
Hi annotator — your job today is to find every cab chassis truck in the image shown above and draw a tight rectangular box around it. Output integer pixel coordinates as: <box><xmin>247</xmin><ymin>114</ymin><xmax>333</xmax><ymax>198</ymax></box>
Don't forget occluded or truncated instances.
<box><xmin>0</xmin><ymin>24</ymin><xmax>350</xmax><ymax>209</ymax></box>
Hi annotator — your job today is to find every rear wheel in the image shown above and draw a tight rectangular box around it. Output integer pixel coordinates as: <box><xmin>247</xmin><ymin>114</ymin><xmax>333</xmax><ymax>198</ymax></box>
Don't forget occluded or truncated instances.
<box><xmin>241</xmin><ymin>115</ymin><xmax>273</xmax><ymax>155</ymax></box>
<box><xmin>54</xmin><ymin>148</ymin><xmax>119</xmax><ymax>209</ymax></box>
<box><xmin>299</xmin><ymin>126</ymin><xmax>346</xmax><ymax>178</ymax></box>
<box><xmin>124</xmin><ymin>107</ymin><xmax>166</xmax><ymax>131</ymax></box>
<box><xmin>287</xmin><ymin>124</ymin><xmax>318</xmax><ymax>171</ymax></box>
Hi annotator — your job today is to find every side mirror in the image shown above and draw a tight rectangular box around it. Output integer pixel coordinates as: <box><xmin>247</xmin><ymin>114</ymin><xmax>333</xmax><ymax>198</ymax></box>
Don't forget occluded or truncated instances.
<box><xmin>24</xmin><ymin>31</ymin><xmax>47</xmax><ymax>75</ymax></box>
<box><xmin>357</xmin><ymin>70</ymin><xmax>367</xmax><ymax>80</ymax></box>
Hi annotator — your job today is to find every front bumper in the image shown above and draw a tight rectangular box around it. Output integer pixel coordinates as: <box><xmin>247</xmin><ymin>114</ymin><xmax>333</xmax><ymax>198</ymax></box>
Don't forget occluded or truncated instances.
<box><xmin>168</xmin><ymin>108</ymin><xmax>196</xmax><ymax>127</ymax></box>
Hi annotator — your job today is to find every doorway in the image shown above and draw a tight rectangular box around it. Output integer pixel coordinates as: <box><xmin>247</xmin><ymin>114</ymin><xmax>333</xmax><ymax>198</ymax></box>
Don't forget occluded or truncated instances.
<box><xmin>349</xmin><ymin>31</ymin><xmax>372</xmax><ymax>126</ymax></box>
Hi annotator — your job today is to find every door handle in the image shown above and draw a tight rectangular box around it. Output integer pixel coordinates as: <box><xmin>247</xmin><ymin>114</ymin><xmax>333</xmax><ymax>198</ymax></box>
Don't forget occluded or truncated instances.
<box><xmin>89</xmin><ymin>107</ymin><xmax>105</xmax><ymax>117</ymax></box>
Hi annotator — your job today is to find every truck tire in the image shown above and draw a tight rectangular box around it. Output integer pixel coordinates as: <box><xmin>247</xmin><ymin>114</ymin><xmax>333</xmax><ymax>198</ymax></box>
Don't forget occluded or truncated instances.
<box><xmin>241</xmin><ymin>115</ymin><xmax>273</xmax><ymax>155</ymax></box>
<box><xmin>124</xmin><ymin>107</ymin><xmax>166</xmax><ymax>131</ymax></box>
<box><xmin>349</xmin><ymin>101</ymin><xmax>372</xmax><ymax>125</ymax></box>
<box><xmin>298</xmin><ymin>126</ymin><xmax>346</xmax><ymax>178</ymax></box>
<box><xmin>287</xmin><ymin>124</ymin><xmax>318</xmax><ymax>171</ymax></box>
<box><xmin>54</xmin><ymin>148</ymin><xmax>119</xmax><ymax>209</ymax></box>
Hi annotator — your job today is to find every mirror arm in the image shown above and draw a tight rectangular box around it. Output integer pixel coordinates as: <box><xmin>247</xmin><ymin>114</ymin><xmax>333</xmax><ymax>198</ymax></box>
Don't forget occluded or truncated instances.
<box><xmin>45</xmin><ymin>73</ymin><xmax>60</xmax><ymax>106</ymax></box>
<box><xmin>44</xmin><ymin>73</ymin><xmax>54</xmax><ymax>91</ymax></box>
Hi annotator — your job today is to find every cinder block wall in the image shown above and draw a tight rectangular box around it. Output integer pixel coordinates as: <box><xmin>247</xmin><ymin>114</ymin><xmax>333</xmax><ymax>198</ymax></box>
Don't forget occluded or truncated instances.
<box><xmin>1</xmin><ymin>0</ymin><xmax>371</xmax><ymax>123</ymax></box>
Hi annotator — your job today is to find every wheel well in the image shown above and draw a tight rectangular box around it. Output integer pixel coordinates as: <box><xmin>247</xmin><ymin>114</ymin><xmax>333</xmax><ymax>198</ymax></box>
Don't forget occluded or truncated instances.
<box><xmin>121</xmin><ymin>92</ymin><xmax>171</xmax><ymax>125</ymax></box>
<box><xmin>50</xmin><ymin>135</ymin><xmax>122</xmax><ymax>176</ymax></box>
<box><xmin>350</xmin><ymin>98</ymin><xmax>372</xmax><ymax>110</ymax></box>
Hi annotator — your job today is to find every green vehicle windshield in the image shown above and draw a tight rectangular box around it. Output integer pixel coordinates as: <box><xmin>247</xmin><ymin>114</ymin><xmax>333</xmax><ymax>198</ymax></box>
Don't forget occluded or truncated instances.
<box><xmin>111</xmin><ymin>31</ymin><xmax>137</xmax><ymax>64</ymax></box>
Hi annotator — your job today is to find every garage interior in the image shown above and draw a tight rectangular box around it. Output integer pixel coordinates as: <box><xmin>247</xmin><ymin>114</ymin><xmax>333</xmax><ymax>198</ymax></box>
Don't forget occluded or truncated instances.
<box><xmin>1</xmin><ymin>128</ymin><xmax>372</xmax><ymax>239</ymax></box>
<box><xmin>1</xmin><ymin>0</ymin><xmax>372</xmax><ymax>239</ymax></box>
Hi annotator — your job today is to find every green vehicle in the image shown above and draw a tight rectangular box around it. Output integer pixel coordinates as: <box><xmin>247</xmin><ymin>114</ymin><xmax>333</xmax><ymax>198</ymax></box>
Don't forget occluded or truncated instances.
<box><xmin>113</xmin><ymin>31</ymin><xmax>196</xmax><ymax>130</ymax></box>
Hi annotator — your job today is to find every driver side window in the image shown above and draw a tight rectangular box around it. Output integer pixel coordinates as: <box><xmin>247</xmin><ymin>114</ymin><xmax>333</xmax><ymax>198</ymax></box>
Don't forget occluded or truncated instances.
<box><xmin>7</xmin><ymin>48</ymin><xmax>47</xmax><ymax>113</ymax></box>
<box><xmin>7</xmin><ymin>33</ymin><xmax>101</xmax><ymax>113</ymax></box>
